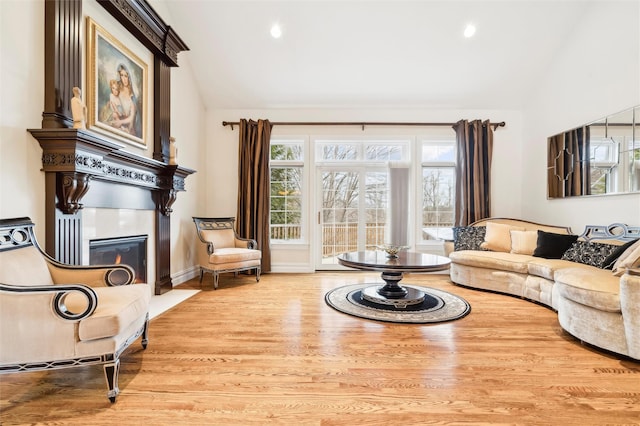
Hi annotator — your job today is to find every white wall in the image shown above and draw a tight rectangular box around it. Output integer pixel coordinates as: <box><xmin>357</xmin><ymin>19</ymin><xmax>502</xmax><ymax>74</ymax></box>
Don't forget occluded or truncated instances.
<box><xmin>521</xmin><ymin>0</ymin><xmax>640</xmax><ymax>232</ymax></box>
<box><xmin>208</xmin><ymin>107</ymin><xmax>523</xmax><ymax>271</ymax></box>
<box><xmin>0</xmin><ymin>0</ymin><xmax>46</xmax><ymax>237</ymax></box>
<box><xmin>0</xmin><ymin>0</ymin><xmax>206</xmax><ymax>283</ymax></box>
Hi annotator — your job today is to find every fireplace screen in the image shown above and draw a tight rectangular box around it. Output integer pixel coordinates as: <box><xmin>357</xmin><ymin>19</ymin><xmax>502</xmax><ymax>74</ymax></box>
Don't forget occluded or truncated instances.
<box><xmin>89</xmin><ymin>235</ymin><xmax>147</xmax><ymax>283</ymax></box>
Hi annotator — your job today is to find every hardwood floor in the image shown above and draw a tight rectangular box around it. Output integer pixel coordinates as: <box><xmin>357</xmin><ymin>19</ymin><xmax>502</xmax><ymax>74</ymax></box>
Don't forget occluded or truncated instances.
<box><xmin>1</xmin><ymin>272</ymin><xmax>639</xmax><ymax>425</ymax></box>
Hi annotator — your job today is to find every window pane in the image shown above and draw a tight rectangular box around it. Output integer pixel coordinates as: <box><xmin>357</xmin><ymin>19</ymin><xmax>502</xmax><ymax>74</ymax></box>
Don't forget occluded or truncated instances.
<box><xmin>365</xmin><ymin>145</ymin><xmax>403</xmax><ymax>161</ymax></box>
<box><xmin>271</xmin><ymin>143</ymin><xmax>303</xmax><ymax>161</ymax></box>
<box><xmin>365</xmin><ymin>171</ymin><xmax>388</xmax><ymax>249</ymax></box>
<box><xmin>270</xmin><ymin>166</ymin><xmax>302</xmax><ymax>241</ymax></box>
<box><xmin>321</xmin><ymin>144</ymin><xmax>358</xmax><ymax>160</ymax></box>
<box><xmin>422</xmin><ymin>167</ymin><xmax>455</xmax><ymax>240</ymax></box>
<box><xmin>422</xmin><ymin>142</ymin><xmax>455</xmax><ymax>162</ymax></box>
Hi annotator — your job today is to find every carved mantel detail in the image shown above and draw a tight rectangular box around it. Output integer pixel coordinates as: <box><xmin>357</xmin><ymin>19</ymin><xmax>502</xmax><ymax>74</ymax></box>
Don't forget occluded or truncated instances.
<box><xmin>29</xmin><ymin>128</ymin><xmax>195</xmax><ymax>216</ymax></box>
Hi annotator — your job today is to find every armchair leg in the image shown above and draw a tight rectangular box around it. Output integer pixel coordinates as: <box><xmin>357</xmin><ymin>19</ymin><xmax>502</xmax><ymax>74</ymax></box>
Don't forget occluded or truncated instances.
<box><xmin>141</xmin><ymin>316</ymin><xmax>149</xmax><ymax>349</ymax></box>
<box><xmin>199</xmin><ymin>268</ymin><xmax>204</xmax><ymax>282</ymax></box>
<box><xmin>103</xmin><ymin>358</ymin><xmax>121</xmax><ymax>403</ymax></box>
<box><xmin>256</xmin><ymin>267</ymin><xmax>261</xmax><ymax>282</ymax></box>
<box><xmin>213</xmin><ymin>271</ymin><xmax>219</xmax><ymax>290</ymax></box>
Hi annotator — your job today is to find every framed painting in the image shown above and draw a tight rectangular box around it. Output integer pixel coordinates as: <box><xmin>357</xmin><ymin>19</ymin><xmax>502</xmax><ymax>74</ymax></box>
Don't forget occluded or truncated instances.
<box><xmin>86</xmin><ymin>17</ymin><xmax>148</xmax><ymax>148</ymax></box>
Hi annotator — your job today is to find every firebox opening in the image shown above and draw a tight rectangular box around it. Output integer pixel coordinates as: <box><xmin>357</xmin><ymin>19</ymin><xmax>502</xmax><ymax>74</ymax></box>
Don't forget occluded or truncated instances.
<box><xmin>89</xmin><ymin>235</ymin><xmax>148</xmax><ymax>283</ymax></box>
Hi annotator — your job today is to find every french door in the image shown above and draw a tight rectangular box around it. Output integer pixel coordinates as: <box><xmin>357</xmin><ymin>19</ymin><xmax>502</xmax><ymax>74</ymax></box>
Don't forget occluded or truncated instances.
<box><xmin>315</xmin><ymin>166</ymin><xmax>389</xmax><ymax>269</ymax></box>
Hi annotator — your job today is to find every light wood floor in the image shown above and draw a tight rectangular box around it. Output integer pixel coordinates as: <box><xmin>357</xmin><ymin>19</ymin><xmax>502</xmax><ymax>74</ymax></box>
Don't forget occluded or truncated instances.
<box><xmin>1</xmin><ymin>272</ymin><xmax>639</xmax><ymax>425</ymax></box>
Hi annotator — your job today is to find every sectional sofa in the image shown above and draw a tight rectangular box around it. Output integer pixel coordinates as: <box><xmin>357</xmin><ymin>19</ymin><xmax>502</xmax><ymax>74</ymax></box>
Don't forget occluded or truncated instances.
<box><xmin>447</xmin><ymin>218</ymin><xmax>640</xmax><ymax>361</ymax></box>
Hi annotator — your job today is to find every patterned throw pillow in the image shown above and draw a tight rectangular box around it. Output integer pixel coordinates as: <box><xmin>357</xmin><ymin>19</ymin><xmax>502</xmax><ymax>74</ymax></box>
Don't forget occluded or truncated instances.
<box><xmin>453</xmin><ymin>226</ymin><xmax>486</xmax><ymax>251</ymax></box>
<box><xmin>561</xmin><ymin>240</ymin><xmax>618</xmax><ymax>268</ymax></box>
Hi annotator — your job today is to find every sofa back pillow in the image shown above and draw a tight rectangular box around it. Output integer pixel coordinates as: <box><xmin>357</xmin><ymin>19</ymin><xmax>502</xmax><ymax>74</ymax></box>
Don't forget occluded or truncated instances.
<box><xmin>510</xmin><ymin>230</ymin><xmax>538</xmax><ymax>255</ymax></box>
<box><xmin>453</xmin><ymin>226</ymin><xmax>486</xmax><ymax>251</ymax></box>
<box><xmin>532</xmin><ymin>230</ymin><xmax>578</xmax><ymax>259</ymax></box>
<box><xmin>561</xmin><ymin>240</ymin><xmax>619</xmax><ymax>268</ymax></box>
<box><xmin>612</xmin><ymin>239</ymin><xmax>640</xmax><ymax>276</ymax></box>
<box><xmin>480</xmin><ymin>222</ymin><xmax>525</xmax><ymax>252</ymax></box>
<box><xmin>602</xmin><ymin>238</ymin><xmax>639</xmax><ymax>270</ymax></box>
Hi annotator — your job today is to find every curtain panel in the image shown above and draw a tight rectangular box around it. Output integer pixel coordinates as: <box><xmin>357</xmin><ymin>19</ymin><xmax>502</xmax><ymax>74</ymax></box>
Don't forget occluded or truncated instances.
<box><xmin>453</xmin><ymin>119</ymin><xmax>494</xmax><ymax>226</ymax></box>
<box><xmin>237</xmin><ymin>118</ymin><xmax>272</xmax><ymax>273</ymax></box>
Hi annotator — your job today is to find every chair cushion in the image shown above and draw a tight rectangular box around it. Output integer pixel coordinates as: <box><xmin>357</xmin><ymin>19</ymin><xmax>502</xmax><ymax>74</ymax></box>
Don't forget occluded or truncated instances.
<box><xmin>66</xmin><ymin>284</ymin><xmax>151</xmax><ymax>341</ymax></box>
<box><xmin>200</xmin><ymin>229</ymin><xmax>236</xmax><ymax>248</ymax></box>
<box><xmin>0</xmin><ymin>245</ymin><xmax>54</xmax><ymax>286</ymax></box>
<box><xmin>209</xmin><ymin>248</ymin><xmax>261</xmax><ymax>265</ymax></box>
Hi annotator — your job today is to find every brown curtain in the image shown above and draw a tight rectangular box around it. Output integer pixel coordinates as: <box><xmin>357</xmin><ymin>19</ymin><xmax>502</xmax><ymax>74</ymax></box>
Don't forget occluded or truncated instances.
<box><xmin>237</xmin><ymin>119</ymin><xmax>272</xmax><ymax>273</ymax></box>
<box><xmin>547</xmin><ymin>127</ymin><xmax>590</xmax><ymax>197</ymax></box>
<box><xmin>453</xmin><ymin>119</ymin><xmax>494</xmax><ymax>226</ymax></box>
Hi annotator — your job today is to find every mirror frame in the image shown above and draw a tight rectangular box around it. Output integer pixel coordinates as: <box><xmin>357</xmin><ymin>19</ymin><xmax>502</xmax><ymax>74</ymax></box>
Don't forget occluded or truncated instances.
<box><xmin>547</xmin><ymin>105</ymin><xmax>640</xmax><ymax>199</ymax></box>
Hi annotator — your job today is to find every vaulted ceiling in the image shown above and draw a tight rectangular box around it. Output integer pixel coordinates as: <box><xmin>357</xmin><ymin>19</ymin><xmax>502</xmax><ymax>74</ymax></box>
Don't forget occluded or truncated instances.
<box><xmin>162</xmin><ymin>0</ymin><xmax>591</xmax><ymax>110</ymax></box>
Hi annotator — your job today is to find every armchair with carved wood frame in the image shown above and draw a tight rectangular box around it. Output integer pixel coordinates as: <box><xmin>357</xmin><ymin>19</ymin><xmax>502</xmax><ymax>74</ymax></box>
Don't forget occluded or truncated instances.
<box><xmin>0</xmin><ymin>217</ymin><xmax>150</xmax><ymax>403</ymax></box>
<box><xmin>192</xmin><ymin>217</ymin><xmax>261</xmax><ymax>289</ymax></box>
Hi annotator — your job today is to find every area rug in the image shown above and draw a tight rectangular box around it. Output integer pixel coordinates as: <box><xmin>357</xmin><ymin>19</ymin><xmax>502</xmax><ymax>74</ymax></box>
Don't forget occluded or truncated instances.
<box><xmin>325</xmin><ymin>284</ymin><xmax>471</xmax><ymax>324</ymax></box>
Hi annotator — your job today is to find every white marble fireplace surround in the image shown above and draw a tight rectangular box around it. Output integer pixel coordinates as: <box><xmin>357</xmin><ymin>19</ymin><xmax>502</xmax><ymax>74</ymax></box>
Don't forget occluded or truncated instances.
<box><xmin>82</xmin><ymin>208</ymin><xmax>156</xmax><ymax>295</ymax></box>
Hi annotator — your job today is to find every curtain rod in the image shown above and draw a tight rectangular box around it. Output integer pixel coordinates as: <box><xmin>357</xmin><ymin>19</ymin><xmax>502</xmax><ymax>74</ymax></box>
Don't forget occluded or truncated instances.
<box><xmin>222</xmin><ymin>120</ymin><xmax>506</xmax><ymax>131</ymax></box>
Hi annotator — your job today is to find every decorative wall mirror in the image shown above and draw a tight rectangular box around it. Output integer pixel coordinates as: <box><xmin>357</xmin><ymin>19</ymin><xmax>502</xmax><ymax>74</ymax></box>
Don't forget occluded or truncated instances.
<box><xmin>547</xmin><ymin>105</ymin><xmax>640</xmax><ymax>198</ymax></box>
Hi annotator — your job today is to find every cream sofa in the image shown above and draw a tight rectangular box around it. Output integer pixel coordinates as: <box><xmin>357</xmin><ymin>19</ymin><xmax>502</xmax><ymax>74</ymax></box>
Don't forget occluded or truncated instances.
<box><xmin>0</xmin><ymin>217</ymin><xmax>151</xmax><ymax>402</ymax></box>
<box><xmin>448</xmin><ymin>218</ymin><xmax>640</xmax><ymax>361</ymax></box>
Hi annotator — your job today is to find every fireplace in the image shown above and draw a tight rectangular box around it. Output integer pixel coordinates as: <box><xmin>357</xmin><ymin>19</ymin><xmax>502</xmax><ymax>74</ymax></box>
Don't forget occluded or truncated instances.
<box><xmin>89</xmin><ymin>235</ymin><xmax>148</xmax><ymax>284</ymax></box>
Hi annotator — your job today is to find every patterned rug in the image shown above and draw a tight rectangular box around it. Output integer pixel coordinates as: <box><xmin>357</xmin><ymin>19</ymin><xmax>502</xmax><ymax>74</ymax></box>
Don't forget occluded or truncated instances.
<box><xmin>325</xmin><ymin>284</ymin><xmax>471</xmax><ymax>324</ymax></box>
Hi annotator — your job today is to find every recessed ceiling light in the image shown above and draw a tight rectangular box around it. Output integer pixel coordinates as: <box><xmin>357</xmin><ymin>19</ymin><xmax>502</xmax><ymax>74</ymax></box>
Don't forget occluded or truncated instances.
<box><xmin>270</xmin><ymin>23</ymin><xmax>282</xmax><ymax>39</ymax></box>
<box><xmin>464</xmin><ymin>24</ymin><xmax>476</xmax><ymax>38</ymax></box>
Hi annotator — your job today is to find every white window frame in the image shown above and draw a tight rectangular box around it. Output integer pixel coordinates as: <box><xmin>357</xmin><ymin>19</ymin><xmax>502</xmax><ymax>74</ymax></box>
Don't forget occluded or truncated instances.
<box><xmin>417</xmin><ymin>137</ymin><xmax>456</xmax><ymax>244</ymax></box>
<box><xmin>269</xmin><ymin>137</ymin><xmax>309</xmax><ymax>245</ymax></box>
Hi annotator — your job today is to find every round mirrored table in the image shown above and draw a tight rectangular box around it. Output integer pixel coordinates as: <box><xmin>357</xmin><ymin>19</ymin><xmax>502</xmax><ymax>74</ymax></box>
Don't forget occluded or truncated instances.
<box><xmin>337</xmin><ymin>250</ymin><xmax>451</xmax><ymax>309</ymax></box>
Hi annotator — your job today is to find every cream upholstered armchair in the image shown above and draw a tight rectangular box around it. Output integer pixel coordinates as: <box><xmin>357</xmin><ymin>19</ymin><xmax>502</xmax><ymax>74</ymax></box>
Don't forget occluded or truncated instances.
<box><xmin>0</xmin><ymin>217</ymin><xmax>150</xmax><ymax>403</ymax></box>
<box><xmin>193</xmin><ymin>217</ymin><xmax>261</xmax><ymax>289</ymax></box>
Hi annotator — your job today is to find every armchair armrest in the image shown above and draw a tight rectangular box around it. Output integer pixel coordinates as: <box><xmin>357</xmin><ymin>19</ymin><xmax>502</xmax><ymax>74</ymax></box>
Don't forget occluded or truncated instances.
<box><xmin>46</xmin><ymin>257</ymin><xmax>135</xmax><ymax>287</ymax></box>
<box><xmin>235</xmin><ymin>237</ymin><xmax>258</xmax><ymax>250</ymax></box>
<box><xmin>0</xmin><ymin>283</ymin><xmax>97</xmax><ymax>321</ymax></box>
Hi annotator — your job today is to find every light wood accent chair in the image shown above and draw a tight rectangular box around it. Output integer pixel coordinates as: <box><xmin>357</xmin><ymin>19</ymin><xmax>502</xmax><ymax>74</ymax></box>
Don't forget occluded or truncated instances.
<box><xmin>0</xmin><ymin>217</ymin><xmax>150</xmax><ymax>403</ymax></box>
<box><xmin>193</xmin><ymin>217</ymin><xmax>261</xmax><ymax>289</ymax></box>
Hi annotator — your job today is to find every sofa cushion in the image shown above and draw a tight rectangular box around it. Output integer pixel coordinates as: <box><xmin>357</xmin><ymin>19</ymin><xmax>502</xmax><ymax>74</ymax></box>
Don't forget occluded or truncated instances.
<box><xmin>452</xmin><ymin>226</ymin><xmax>486</xmax><ymax>251</ymax></box>
<box><xmin>533</xmin><ymin>230</ymin><xmax>578</xmax><ymax>259</ymax></box>
<box><xmin>510</xmin><ymin>230</ymin><xmax>538</xmax><ymax>255</ymax></box>
<box><xmin>480</xmin><ymin>222</ymin><xmax>525</xmax><ymax>252</ymax></box>
<box><xmin>560</xmin><ymin>240</ymin><xmax>618</xmax><ymax>268</ymax></box>
<box><xmin>448</xmin><ymin>250</ymin><xmax>531</xmax><ymax>274</ymax></box>
<box><xmin>527</xmin><ymin>258</ymin><xmax>581</xmax><ymax>280</ymax></box>
<box><xmin>554</xmin><ymin>267</ymin><xmax>621</xmax><ymax>312</ymax></box>
<box><xmin>65</xmin><ymin>283</ymin><xmax>151</xmax><ymax>341</ymax></box>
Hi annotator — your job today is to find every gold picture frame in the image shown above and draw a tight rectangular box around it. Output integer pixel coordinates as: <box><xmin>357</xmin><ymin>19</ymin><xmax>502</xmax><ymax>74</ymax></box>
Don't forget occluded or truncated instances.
<box><xmin>86</xmin><ymin>17</ymin><xmax>148</xmax><ymax>148</ymax></box>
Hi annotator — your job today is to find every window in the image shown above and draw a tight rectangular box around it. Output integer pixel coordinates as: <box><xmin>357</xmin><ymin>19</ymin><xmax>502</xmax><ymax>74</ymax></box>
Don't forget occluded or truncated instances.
<box><xmin>316</xmin><ymin>139</ymin><xmax>408</xmax><ymax>163</ymax></box>
<box><xmin>420</xmin><ymin>139</ymin><xmax>456</xmax><ymax>241</ymax></box>
<box><xmin>270</xmin><ymin>140</ymin><xmax>305</xmax><ymax>242</ymax></box>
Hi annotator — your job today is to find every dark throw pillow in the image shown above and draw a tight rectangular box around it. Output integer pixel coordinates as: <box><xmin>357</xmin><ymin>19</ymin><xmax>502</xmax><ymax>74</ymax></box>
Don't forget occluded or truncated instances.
<box><xmin>453</xmin><ymin>226</ymin><xmax>486</xmax><ymax>251</ymax></box>
<box><xmin>532</xmin><ymin>230</ymin><xmax>578</xmax><ymax>259</ymax></box>
<box><xmin>602</xmin><ymin>238</ymin><xmax>639</xmax><ymax>270</ymax></box>
<box><xmin>561</xmin><ymin>240</ymin><xmax>618</xmax><ymax>268</ymax></box>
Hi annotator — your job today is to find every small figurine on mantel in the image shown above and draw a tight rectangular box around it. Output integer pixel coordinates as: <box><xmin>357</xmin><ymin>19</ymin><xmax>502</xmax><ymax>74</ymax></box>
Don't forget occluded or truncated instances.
<box><xmin>169</xmin><ymin>136</ymin><xmax>178</xmax><ymax>165</ymax></box>
<box><xmin>70</xmin><ymin>86</ymin><xmax>87</xmax><ymax>129</ymax></box>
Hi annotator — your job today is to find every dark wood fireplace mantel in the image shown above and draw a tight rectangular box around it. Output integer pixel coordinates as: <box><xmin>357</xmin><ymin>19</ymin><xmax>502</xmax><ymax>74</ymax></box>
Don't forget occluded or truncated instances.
<box><xmin>29</xmin><ymin>128</ymin><xmax>194</xmax><ymax>216</ymax></box>
<box><xmin>34</xmin><ymin>0</ymin><xmax>193</xmax><ymax>295</ymax></box>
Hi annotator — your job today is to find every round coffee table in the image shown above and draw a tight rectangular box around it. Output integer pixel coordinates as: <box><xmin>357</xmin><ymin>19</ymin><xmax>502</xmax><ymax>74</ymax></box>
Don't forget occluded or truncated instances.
<box><xmin>337</xmin><ymin>250</ymin><xmax>451</xmax><ymax>309</ymax></box>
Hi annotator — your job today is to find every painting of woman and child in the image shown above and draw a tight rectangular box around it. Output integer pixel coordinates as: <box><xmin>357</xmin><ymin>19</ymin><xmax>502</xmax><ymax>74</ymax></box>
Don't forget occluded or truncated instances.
<box><xmin>88</xmin><ymin>19</ymin><xmax>147</xmax><ymax>148</ymax></box>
